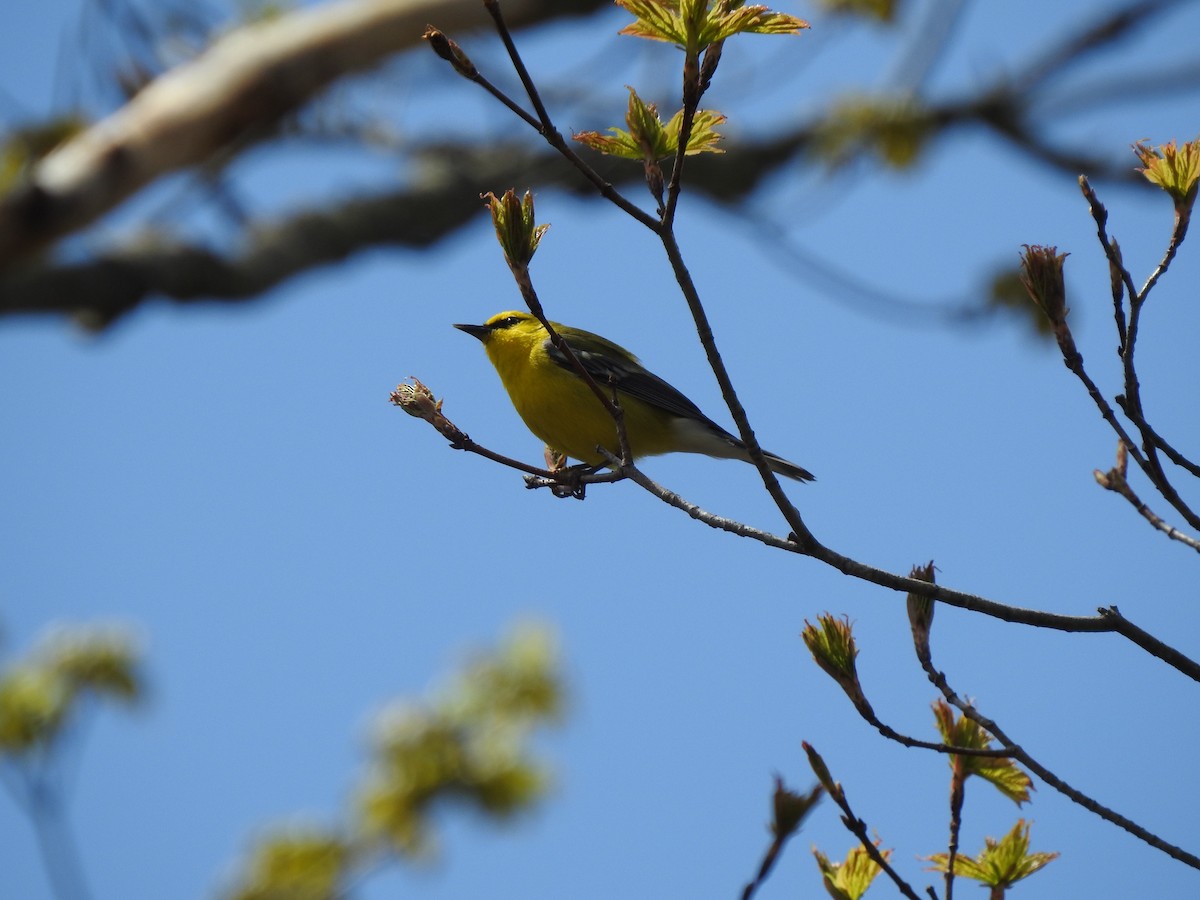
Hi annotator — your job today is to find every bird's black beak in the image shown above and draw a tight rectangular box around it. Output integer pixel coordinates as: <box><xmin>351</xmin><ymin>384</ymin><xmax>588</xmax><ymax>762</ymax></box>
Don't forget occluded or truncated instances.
<box><xmin>453</xmin><ymin>322</ymin><xmax>490</xmax><ymax>342</ymax></box>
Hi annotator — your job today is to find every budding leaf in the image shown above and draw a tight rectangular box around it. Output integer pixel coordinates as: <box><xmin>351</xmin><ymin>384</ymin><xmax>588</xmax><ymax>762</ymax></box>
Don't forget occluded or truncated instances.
<box><xmin>926</xmin><ymin>820</ymin><xmax>1058</xmax><ymax>888</ymax></box>
<box><xmin>1134</xmin><ymin>138</ymin><xmax>1200</xmax><ymax>207</ymax></box>
<box><xmin>616</xmin><ymin>0</ymin><xmax>808</xmax><ymax>54</ymax></box>
<box><xmin>932</xmin><ymin>700</ymin><xmax>1031</xmax><ymax>805</ymax></box>
<box><xmin>813</xmin><ymin>841</ymin><xmax>890</xmax><ymax>900</ymax></box>
<box><xmin>574</xmin><ymin>87</ymin><xmax>726</xmax><ymax>160</ymax></box>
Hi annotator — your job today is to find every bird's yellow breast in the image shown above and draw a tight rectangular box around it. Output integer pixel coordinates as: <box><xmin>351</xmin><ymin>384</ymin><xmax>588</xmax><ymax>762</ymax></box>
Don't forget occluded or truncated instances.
<box><xmin>485</xmin><ymin>336</ymin><xmax>675</xmax><ymax>465</ymax></box>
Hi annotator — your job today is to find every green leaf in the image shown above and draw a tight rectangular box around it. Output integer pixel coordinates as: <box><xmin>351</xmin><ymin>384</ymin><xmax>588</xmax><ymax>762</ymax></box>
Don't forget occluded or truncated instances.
<box><xmin>932</xmin><ymin>701</ymin><xmax>1032</xmax><ymax>805</ymax></box>
<box><xmin>927</xmin><ymin>820</ymin><xmax>1058</xmax><ymax>887</ymax></box>
<box><xmin>814</xmin><ymin>841</ymin><xmax>890</xmax><ymax>900</ymax></box>
<box><xmin>574</xmin><ymin>87</ymin><xmax>726</xmax><ymax>160</ymax></box>
<box><xmin>616</xmin><ymin>1</ymin><xmax>808</xmax><ymax>54</ymax></box>
<box><xmin>666</xmin><ymin>107</ymin><xmax>727</xmax><ymax>155</ymax></box>
<box><xmin>1134</xmin><ymin>138</ymin><xmax>1200</xmax><ymax>206</ymax></box>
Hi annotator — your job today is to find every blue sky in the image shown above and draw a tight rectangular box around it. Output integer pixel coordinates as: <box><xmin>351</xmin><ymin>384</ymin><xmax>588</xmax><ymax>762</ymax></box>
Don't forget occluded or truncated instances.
<box><xmin>3</xmin><ymin>1</ymin><xmax>1200</xmax><ymax>898</ymax></box>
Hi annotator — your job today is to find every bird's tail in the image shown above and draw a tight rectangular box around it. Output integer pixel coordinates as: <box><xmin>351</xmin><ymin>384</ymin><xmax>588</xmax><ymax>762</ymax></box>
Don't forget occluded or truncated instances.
<box><xmin>673</xmin><ymin>418</ymin><xmax>815</xmax><ymax>482</ymax></box>
<box><xmin>760</xmin><ymin>450</ymin><xmax>815</xmax><ymax>483</ymax></box>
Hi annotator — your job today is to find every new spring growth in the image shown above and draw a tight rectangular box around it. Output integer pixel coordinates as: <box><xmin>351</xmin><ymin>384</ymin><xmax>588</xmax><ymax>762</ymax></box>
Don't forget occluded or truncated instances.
<box><xmin>905</xmin><ymin>560</ymin><xmax>936</xmax><ymax>665</ymax></box>
<box><xmin>801</xmin><ymin>741</ymin><xmax>842</xmax><ymax>804</ymax></box>
<box><xmin>813</xmin><ymin>841</ymin><xmax>890</xmax><ymax>900</ymax></box>
<box><xmin>483</xmin><ymin>189</ymin><xmax>548</xmax><ymax>271</ymax></box>
<box><xmin>573</xmin><ymin>87</ymin><xmax>727</xmax><ymax>162</ymax></box>
<box><xmin>1094</xmin><ymin>441</ymin><xmax>1130</xmax><ymax>491</ymax></box>
<box><xmin>926</xmin><ymin>820</ymin><xmax>1058</xmax><ymax>890</ymax></box>
<box><xmin>574</xmin><ymin>87</ymin><xmax>726</xmax><ymax>208</ymax></box>
<box><xmin>1019</xmin><ymin>244</ymin><xmax>1069</xmax><ymax>333</ymax></box>
<box><xmin>1134</xmin><ymin>139</ymin><xmax>1200</xmax><ymax>212</ymax></box>
<box><xmin>391</xmin><ymin>378</ymin><xmax>468</xmax><ymax>446</ymax></box>
<box><xmin>615</xmin><ymin>1</ymin><xmax>809</xmax><ymax>56</ymax></box>
<box><xmin>771</xmin><ymin>777</ymin><xmax>823</xmax><ymax>840</ymax></box>
<box><xmin>422</xmin><ymin>27</ymin><xmax>477</xmax><ymax>79</ymax></box>
<box><xmin>802</xmin><ymin>614</ymin><xmax>870</xmax><ymax>714</ymax></box>
<box><xmin>932</xmin><ymin>701</ymin><xmax>1030</xmax><ymax>802</ymax></box>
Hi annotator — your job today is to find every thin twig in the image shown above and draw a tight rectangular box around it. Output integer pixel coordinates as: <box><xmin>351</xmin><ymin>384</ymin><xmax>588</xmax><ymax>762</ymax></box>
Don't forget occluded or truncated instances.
<box><xmin>449</xmin><ymin>1</ymin><xmax>1200</xmax><ymax>691</ymax></box>
<box><xmin>483</xmin><ymin>0</ymin><xmax>555</xmax><ymax>131</ymax></box>
<box><xmin>656</xmin><ymin>229</ymin><xmax>817</xmax><ymax>550</ymax></box>
<box><xmin>612</xmin><ymin>447</ymin><xmax>1200</xmax><ymax>678</ymax></box>
<box><xmin>1120</xmin><ymin>406</ymin><xmax>1200</xmax><ymax>478</ymax></box>
<box><xmin>805</xmin><ymin>748</ymin><xmax>926</xmax><ymax>900</ymax></box>
<box><xmin>1078</xmin><ymin>176</ymin><xmax>1137</xmax><ymax>346</ymax></box>
<box><xmin>1095</xmin><ymin>462</ymin><xmax>1200</xmax><ymax>552</ymax></box>
<box><xmin>851</xmin><ymin>705</ymin><xmax>1016</xmax><ymax>760</ymax></box>
<box><xmin>1137</xmin><ymin>200</ymin><xmax>1192</xmax><ymax>301</ymax></box>
<box><xmin>466</xmin><ymin>4</ymin><xmax>660</xmax><ymax>231</ymax></box>
<box><xmin>920</xmin><ymin>654</ymin><xmax>1200</xmax><ymax>870</ymax></box>
<box><xmin>1078</xmin><ymin>178</ymin><xmax>1200</xmax><ymax>531</ymax></box>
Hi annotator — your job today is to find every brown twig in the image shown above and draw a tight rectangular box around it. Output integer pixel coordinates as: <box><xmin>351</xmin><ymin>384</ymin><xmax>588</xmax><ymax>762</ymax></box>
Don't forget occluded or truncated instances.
<box><xmin>919</xmin><ymin>651</ymin><xmax>1200</xmax><ymax>869</ymax></box>
<box><xmin>1095</xmin><ymin>449</ymin><xmax>1200</xmax><ymax>552</ymax></box>
<box><xmin>1078</xmin><ymin>177</ymin><xmax>1200</xmax><ymax>533</ymax></box>
<box><xmin>803</xmin><ymin>743</ymin><xmax>926</xmax><ymax>900</ymax></box>
<box><xmin>443</xmin><ymin>5</ymin><xmax>660</xmax><ymax>231</ymax></box>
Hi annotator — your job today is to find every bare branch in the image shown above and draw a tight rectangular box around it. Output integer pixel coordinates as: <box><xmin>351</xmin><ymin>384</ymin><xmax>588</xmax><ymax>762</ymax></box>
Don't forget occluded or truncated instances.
<box><xmin>920</xmin><ymin>657</ymin><xmax>1200</xmax><ymax>870</ymax></box>
<box><xmin>0</xmin><ymin>0</ymin><xmax>610</xmax><ymax>268</ymax></box>
<box><xmin>1095</xmin><ymin>454</ymin><xmax>1200</xmax><ymax>552</ymax></box>
<box><xmin>804</xmin><ymin>743</ymin><xmax>926</xmax><ymax>900</ymax></box>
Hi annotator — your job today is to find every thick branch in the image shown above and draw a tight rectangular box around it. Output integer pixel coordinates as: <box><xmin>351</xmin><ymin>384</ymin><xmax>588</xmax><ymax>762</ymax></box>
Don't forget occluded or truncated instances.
<box><xmin>0</xmin><ymin>0</ymin><xmax>609</xmax><ymax>268</ymax></box>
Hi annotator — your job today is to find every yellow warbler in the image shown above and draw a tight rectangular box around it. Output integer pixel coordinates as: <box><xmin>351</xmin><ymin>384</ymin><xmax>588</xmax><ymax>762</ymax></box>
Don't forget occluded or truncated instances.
<box><xmin>454</xmin><ymin>311</ymin><xmax>814</xmax><ymax>482</ymax></box>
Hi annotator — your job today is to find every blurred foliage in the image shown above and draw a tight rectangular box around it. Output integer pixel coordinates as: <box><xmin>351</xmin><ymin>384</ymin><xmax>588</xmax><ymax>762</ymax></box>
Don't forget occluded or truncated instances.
<box><xmin>223</xmin><ymin>624</ymin><xmax>563</xmax><ymax>897</ymax></box>
<box><xmin>227</xmin><ymin>827</ymin><xmax>350</xmax><ymax>900</ymax></box>
<box><xmin>987</xmin><ymin>266</ymin><xmax>1057</xmax><ymax>339</ymax></box>
<box><xmin>816</xmin><ymin>0</ymin><xmax>899</xmax><ymax>22</ymax></box>
<box><xmin>0</xmin><ymin>623</ymin><xmax>141</xmax><ymax>754</ymax></box>
<box><xmin>812</xmin><ymin>95</ymin><xmax>932</xmax><ymax>169</ymax></box>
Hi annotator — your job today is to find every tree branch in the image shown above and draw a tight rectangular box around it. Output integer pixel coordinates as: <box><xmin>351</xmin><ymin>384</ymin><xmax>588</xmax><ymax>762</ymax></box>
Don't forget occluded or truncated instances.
<box><xmin>920</xmin><ymin>653</ymin><xmax>1200</xmax><ymax>870</ymax></box>
<box><xmin>0</xmin><ymin>0</ymin><xmax>611</xmax><ymax>268</ymax></box>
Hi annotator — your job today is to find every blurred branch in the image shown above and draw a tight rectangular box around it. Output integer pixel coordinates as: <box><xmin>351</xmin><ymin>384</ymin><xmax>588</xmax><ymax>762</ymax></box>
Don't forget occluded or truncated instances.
<box><xmin>3</xmin><ymin>0</ymin><xmax>1185</xmax><ymax>319</ymax></box>
<box><xmin>0</xmin><ymin>0</ymin><xmax>610</xmax><ymax>268</ymax></box>
<box><xmin>1014</xmin><ymin>0</ymin><xmax>1189</xmax><ymax>92</ymax></box>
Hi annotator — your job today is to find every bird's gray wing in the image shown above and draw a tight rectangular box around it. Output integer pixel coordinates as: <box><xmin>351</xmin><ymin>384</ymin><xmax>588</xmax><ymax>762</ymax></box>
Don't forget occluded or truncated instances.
<box><xmin>544</xmin><ymin>338</ymin><xmax>725</xmax><ymax>427</ymax></box>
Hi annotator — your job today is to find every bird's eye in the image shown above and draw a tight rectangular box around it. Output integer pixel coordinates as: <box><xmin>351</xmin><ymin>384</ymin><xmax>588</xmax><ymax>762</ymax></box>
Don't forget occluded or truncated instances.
<box><xmin>501</xmin><ymin>316</ymin><xmax>522</xmax><ymax>328</ymax></box>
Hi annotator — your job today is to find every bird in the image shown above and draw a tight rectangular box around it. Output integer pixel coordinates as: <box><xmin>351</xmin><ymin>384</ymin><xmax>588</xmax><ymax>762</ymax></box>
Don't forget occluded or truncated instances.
<box><xmin>453</xmin><ymin>310</ymin><xmax>814</xmax><ymax>482</ymax></box>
